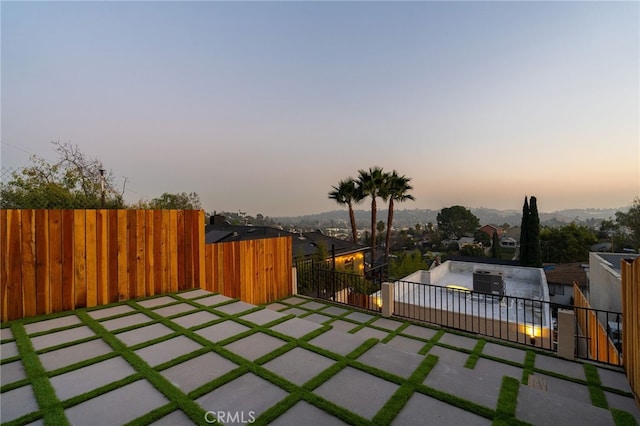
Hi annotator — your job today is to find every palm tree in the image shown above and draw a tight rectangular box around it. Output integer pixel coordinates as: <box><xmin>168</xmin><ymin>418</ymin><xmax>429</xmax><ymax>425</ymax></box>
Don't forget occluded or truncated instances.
<box><xmin>357</xmin><ymin>166</ymin><xmax>386</xmax><ymax>266</ymax></box>
<box><xmin>328</xmin><ymin>178</ymin><xmax>363</xmax><ymax>243</ymax></box>
<box><xmin>382</xmin><ymin>171</ymin><xmax>415</xmax><ymax>262</ymax></box>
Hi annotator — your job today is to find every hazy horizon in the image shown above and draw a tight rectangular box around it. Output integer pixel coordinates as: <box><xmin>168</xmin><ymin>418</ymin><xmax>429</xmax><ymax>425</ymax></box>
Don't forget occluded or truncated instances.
<box><xmin>2</xmin><ymin>2</ymin><xmax>638</xmax><ymax>217</ymax></box>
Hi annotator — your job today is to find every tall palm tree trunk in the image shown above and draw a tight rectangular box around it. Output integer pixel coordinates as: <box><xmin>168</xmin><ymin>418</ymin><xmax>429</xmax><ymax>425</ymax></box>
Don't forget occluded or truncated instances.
<box><xmin>348</xmin><ymin>203</ymin><xmax>358</xmax><ymax>243</ymax></box>
<box><xmin>370</xmin><ymin>197</ymin><xmax>377</xmax><ymax>264</ymax></box>
<box><xmin>385</xmin><ymin>199</ymin><xmax>395</xmax><ymax>262</ymax></box>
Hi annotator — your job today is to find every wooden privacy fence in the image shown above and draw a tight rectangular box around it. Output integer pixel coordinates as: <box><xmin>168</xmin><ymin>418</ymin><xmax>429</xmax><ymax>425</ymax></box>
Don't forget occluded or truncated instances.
<box><xmin>621</xmin><ymin>257</ymin><xmax>640</xmax><ymax>406</ymax></box>
<box><xmin>1</xmin><ymin>209</ymin><xmax>205</xmax><ymax>321</ymax></box>
<box><xmin>1</xmin><ymin>209</ymin><xmax>293</xmax><ymax>322</ymax></box>
<box><xmin>573</xmin><ymin>283</ymin><xmax>621</xmax><ymax>365</ymax></box>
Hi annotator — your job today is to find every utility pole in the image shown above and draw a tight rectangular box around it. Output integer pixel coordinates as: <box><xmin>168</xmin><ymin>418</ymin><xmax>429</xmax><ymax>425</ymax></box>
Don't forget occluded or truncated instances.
<box><xmin>99</xmin><ymin>169</ymin><xmax>105</xmax><ymax>208</ymax></box>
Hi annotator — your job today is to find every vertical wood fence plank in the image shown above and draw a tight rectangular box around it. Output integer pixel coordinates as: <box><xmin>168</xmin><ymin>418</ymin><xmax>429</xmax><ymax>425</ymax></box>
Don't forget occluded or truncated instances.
<box><xmin>168</xmin><ymin>210</ymin><xmax>178</xmax><ymax>292</ymax></box>
<box><xmin>117</xmin><ymin>210</ymin><xmax>128</xmax><ymax>301</ymax></box>
<box><xmin>107</xmin><ymin>210</ymin><xmax>119</xmax><ymax>303</ymax></box>
<box><xmin>177</xmin><ymin>210</ymin><xmax>185</xmax><ymax>290</ymax></box>
<box><xmin>7</xmin><ymin>210</ymin><xmax>23</xmax><ymax>321</ymax></box>
<box><xmin>96</xmin><ymin>209</ymin><xmax>108</xmax><ymax>305</ymax></box>
<box><xmin>183</xmin><ymin>210</ymin><xmax>194</xmax><ymax>290</ymax></box>
<box><xmin>1</xmin><ymin>210</ymin><xmax>8</xmax><ymax>321</ymax></box>
<box><xmin>153</xmin><ymin>210</ymin><xmax>164</xmax><ymax>295</ymax></box>
<box><xmin>127</xmin><ymin>210</ymin><xmax>138</xmax><ymax>299</ymax></box>
<box><xmin>85</xmin><ymin>210</ymin><xmax>98</xmax><ymax>308</ymax></box>
<box><xmin>135</xmin><ymin>209</ymin><xmax>146</xmax><ymax>298</ymax></box>
<box><xmin>61</xmin><ymin>210</ymin><xmax>75</xmax><ymax>311</ymax></box>
<box><xmin>48</xmin><ymin>210</ymin><xmax>63</xmax><ymax>313</ymax></box>
<box><xmin>195</xmin><ymin>210</ymin><xmax>205</xmax><ymax>289</ymax></box>
<box><xmin>145</xmin><ymin>210</ymin><xmax>155</xmax><ymax>296</ymax></box>
<box><xmin>73</xmin><ymin>210</ymin><xmax>87</xmax><ymax>309</ymax></box>
<box><xmin>35</xmin><ymin>210</ymin><xmax>50</xmax><ymax>315</ymax></box>
<box><xmin>21</xmin><ymin>210</ymin><xmax>37</xmax><ymax>317</ymax></box>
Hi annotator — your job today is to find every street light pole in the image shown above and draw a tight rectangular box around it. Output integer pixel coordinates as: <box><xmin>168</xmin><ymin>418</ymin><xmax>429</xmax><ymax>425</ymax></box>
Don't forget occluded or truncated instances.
<box><xmin>99</xmin><ymin>169</ymin><xmax>105</xmax><ymax>208</ymax></box>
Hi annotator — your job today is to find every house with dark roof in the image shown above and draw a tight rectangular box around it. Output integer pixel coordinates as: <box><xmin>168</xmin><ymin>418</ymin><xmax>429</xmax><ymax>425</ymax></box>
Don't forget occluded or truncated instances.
<box><xmin>205</xmin><ymin>216</ymin><xmax>369</xmax><ymax>274</ymax></box>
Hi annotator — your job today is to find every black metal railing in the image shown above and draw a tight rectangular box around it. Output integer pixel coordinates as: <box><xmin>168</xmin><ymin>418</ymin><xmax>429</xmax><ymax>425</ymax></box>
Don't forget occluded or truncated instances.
<box><xmin>294</xmin><ymin>263</ymin><xmax>624</xmax><ymax>366</ymax></box>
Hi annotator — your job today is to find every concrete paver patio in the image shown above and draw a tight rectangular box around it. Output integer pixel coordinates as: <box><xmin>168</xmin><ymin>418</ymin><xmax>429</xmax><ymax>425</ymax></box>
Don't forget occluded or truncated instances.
<box><xmin>1</xmin><ymin>290</ymin><xmax>638</xmax><ymax>425</ymax></box>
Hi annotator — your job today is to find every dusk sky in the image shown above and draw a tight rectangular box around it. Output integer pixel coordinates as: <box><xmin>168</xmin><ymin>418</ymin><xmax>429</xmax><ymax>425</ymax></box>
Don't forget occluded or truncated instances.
<box><xmin>2</xmin><ymin>1</ymin><xmax>638</xmax><ymax>218</ymax></box>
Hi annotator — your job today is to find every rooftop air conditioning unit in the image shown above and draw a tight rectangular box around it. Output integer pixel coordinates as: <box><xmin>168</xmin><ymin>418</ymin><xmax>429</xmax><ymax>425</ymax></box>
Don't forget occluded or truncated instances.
<box><xmin>473</xmin><ymin>270</ymin><xmax>505</xmax><ymax>298</ymax></box>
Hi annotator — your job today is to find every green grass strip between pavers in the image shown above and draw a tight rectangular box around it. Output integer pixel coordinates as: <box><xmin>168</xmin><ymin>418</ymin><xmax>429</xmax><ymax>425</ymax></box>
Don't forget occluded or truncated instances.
<box><xmin>611</xmin><ymin>408</ymin><xmax>640</xmax><ymax>426</ymax></box>
<box><xmin>521</xmin><ymin>350</ymin><xmax>535</xmax><ymax>384</ymax></box>
<box><xmin>465</xmin><ymin>339</ymin><xmax>487</xmax><ymax>369</ymax></box>
<box><xmin>584</xmin><ymin>363</ymin><xmax>608</xmax><ymax>409</ymax></box>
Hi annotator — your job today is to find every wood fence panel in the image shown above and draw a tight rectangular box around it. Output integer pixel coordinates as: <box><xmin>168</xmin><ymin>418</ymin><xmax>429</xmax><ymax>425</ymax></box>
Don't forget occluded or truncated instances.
<box><xmin>61</xmin><ymin>210</ymin><xmax>75</xmax><ymax>311</ymax></box>
<box><xmin>0</xmin><ymin>209</ymin><xmax>7</xmax><ymax>319</ymax></box>
<box><xmin>135</xmin><ymin>209</ymin><xmax>146</xmax><ymax>299</ymax></box>
<box><xmin>85</xmin><ymin>210</ymin><xmax>98</xmax><ymax>308</ymax></box>
<box><xmin>96</xmin><ymin>210</ymin><xmax>108</xmax><ymax>305</ymax></box>
<box><xmin>6</xmin><ymin>210</ymin><xmax>22</xmax><ymax>321</ymax></box>
<box><xmin>145</xmin><ymin>210</ymin><xmax>155</xmax><ymax>297</ymax></box>
<box><xmin>168</xmin><ymin>211</ymin><xmax>178</xmax><ymax>293</ymax></box>
<box><xmin>177</xmin><ymin>210</ymin><xmax>185</xmax><ymax>291</ymax></box>
<box><xmin>35</xmin><ymin>210</ymin><xmax>50</xmax><ymax>315</ymax></box>
<box><xmin>21</xmin><ymin>210</ymin><xmax>37</xmax><ymax>317</ymax></box>
<box><xmin>49</xmin><ymin>210</ymin><xmax>63</xmax><ymax>313</ymax></box>
<box><xmin>107</xmin><ymin>210</ymin><xmax>119</xmax><ymax>303</ymax></box>
<box><xmin>117</xmin><ymin>210</ymin><xmax>128</xmax><ymax>302</ymax></box>
<box><xmin>153</xmin><ymin>210</ymin><xmax>164</xmax><ymax>295</ymax></box>
<box><xmin>621</xmin><ymin>258</ymin><xmax>640</xmax><ymax>406</ymax></box>
<box><xmin>183</xmin><ymin>210</ymin><xmax>193</xmax><ymax>290</ymax></box>
<box><xmin>73</xmin><ymin>210</ymin><xmax>87</xmax><ymax>308</ymax></box>
<box><xmin>127</xmin><ymin>210</ymin><xmax>137</xmax><ymax>299</ymax></box>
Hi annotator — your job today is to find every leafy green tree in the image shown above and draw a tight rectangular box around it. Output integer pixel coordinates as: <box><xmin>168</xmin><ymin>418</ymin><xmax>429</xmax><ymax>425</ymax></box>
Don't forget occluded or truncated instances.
<box><xmin>519</xmin><ymin>197</ymin><xmax>530</xmax><ymax>264</ymax></box>
<box><xmin>540</xmin><ymin>223</ymin><xmax>597</xmax><ymax>263</ymax></box>
<box><xmin>0</xmin><ymin>141</ymin><xmax>124</xmax><ymax>209</ymax></box>
<box><xmin>460</xmin><ymin>245</ymin><xmax>485</xmax><ymax>257</ymax></box>
<box><xmin>138</xmin><ymin>192</ymin><xmax>202</xmax><ymax>209</ymax></box>
<box><xmin>474</xmin><ymin>229</ymin><xmax>491</xmax><ymax>247</ymax></box>
<box><xmin>388</xmin><ymin>250</ymin><xmax>428</xmax><ymax>279</ymax></box>
<box><xmin>328</xmin><ymin>178</ymin><xmax>364</xmax><ymax>243</ymax></box>
<box><xmin>491</xmin><ymin>232</ymin><xmax>502</xmax><ymax>259</ymax></box>
<box><xmin>615</xmin><ymin>197</ymin><xmax>640</xmax><ymax>250</ymax></box>
<box><xmin>436</xmin><ymin>206</ymin><xmax>480</xmax><ymax>239</ymax></box>
<box><xmin>381</xmin><ymin>170</ymin><xmax>415</xmax><ymax>262</ymax></box>
<box><xmin>358</xmin><ymin>166</ymin><xmax>386</xmax><ymax>264</ymax></box>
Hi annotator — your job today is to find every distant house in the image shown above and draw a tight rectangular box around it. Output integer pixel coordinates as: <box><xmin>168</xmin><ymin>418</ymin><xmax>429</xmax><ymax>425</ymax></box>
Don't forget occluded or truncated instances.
<box><xmin>500</xmin><ymin>236</ymin><xmax>518</xmax><ymax>248</ymax></box>
<box><xmin>478</xmin><ymin>224</ymin><xmax>502</xmax><ymax>239</ymax></box>
<box><xmin>543</xmin><ymin>262</ymin><xmax>588</xmax><ymax>305</ymax></box>
<box><xmin>205</xmin><ymin>216</ymin><xmax>369</xmax><ymax>274</ymax></box>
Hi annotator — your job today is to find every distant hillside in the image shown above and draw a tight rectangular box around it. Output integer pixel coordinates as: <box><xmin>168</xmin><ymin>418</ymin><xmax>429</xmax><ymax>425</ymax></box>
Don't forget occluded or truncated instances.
<box><xmin>275</xmin><ymin>206</ymin><xmax>628</xmax><ymax>229</ymax></box>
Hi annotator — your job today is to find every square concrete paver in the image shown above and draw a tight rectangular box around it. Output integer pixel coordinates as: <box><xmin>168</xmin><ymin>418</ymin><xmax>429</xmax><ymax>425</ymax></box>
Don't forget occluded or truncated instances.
<box><xmin>357</xmin><ymin>343</ymin><xmax>423</xmax><ymax>378</ymax></box>
<box><xmin>214</xmin><ymin>301</ymin><xmax>255</xmax><ymax>315</ymax></box>
<box><xmin>309</xmin><ymin>330</ymin><xmax>367</xmax><ymax>356</ymax></box>
<box><xmin>161</xmin><ymin>352</ymin><xmax>238</xmax><ymax>393</ymax></box>
<box><xmin>134</xmin><ymin>336</ymin><xmax>202</xmax><ymax>367</ymax></box>
<box><xmin>1</xmin><ymin>341</ymin><xmax>19</xmax><ymax>359</ymax></box>
<box><xmin>370</xmin><ymin>317</ymin><xmax>404</xmax><ymax>331</ymax></box>
<box><xmin>148</xmin><ymin>409</ymin><xmax>196</xmax><ymax>426</ymax></box>
<box><xmin>114</xmin><ymin>323</ymin><xmax>174</xmax><ymax>347</ymax></box>
<box><xmin>473</xmin><ymin>358</ymin><xmax>523</xmax><ymax>381</ymax></box>
<box><xmin>137</xmin><ymin>296</ymin><xmax>178</xmax><ymax>308</ymax></box>
<box><xmin>534</xmin><ymin>354</ymin><xmax>586</xmax><ymax>381</ymax></box>
<box><xmin>392</xmin><ymin>392</ymin><xmax>492</xmax><ymax>426</ymax></box>
<box><xmin>195</xmin><ymin>321</ymin><xmax>250</xmax><ymax>343</ymax></box>
<box><xmin>178</xmin><ymin>289</ymin><xmax>213</xmax><ymax>299</ymax></box>
<box><xmin>270</xmin><ymin>400</ymin><xmax>348</xmax><ymax>426</ymax></box>
<box><xmin>424</xmin><ymin>357</ymin><xmax>502</xmax><ymax>409</ymax></box>
<box><xmin>597</xmin><ymin>367</ymin><xmax>633</xmax><ymax>393</ymax></box>
<box><xmin>328</xmin><ymin>320</ymin><xmax>357</xmax><ymax>333</ymax></box>
<box><xmin>385</xmin><ymin>335</ymin><xmax>426</xmax><ymax>354</ymax></box>
<box><xmin>536</xmin><ymin>373</ymin><xmax>591</xmax><ymax>405</ymax></box>
<box><xmin>279</xmin><ymin>307</ymin><xmax>308</xmax><ymax>317</ymax></box>
<box><xmin>24</xmin><ymin>315</ymin><xmax>81</xmax><ymax>335</ymax></box>
<box><xmin>1</xmin><ymin>360</ymin><xmax>26</xmax><ymax>385</ymax></box>
<box><xmin>64</xmin><ymin>379</ymin><xmax>168</xmax><ymax>426</ymax></box>
<box><xmin>401</xmin><ymin>324</ymin><xmax>439</xmax><ymax>340</ymax></box>
<box><xmin>344</xmin><ymin>311</ymin><xmax>375</xmax><ymax>323</ymax></box>
<box><xmin>87</xmin><ymin>305</ymin><xmax>136</xmax><ymax>320</ymax></box>
<box><xmin>438</xmin><ymin>332</ymin><xmax>478</xmax><ymax>350</ymax></box>
<box><xmin>0</xmin><ymin>385</ymin><xmax>39</xmax><ymax>423</ymax></box>
<box><xmin>314</xmin><ymin>366</ymin><xmax>399</xmax><ymax>420</ymax></box>
<box><xmin>50</xmin><ymin>356</ymin><xmax>136</xmax><ymax>401</ymax></box>
<box><xmin>152</xmin><ymin>303</ymin><xmax>196</xmax><ymax>317</ymax></box>
<box><xmin>100</xmin><ymin>313</ymin><xmax>153</xmax><ymax>331</ymax></box>
<box><xmin>352</xmin><ymin>327</ymin><xmax>389</xmax><ymax>341</ymax></box>
<box><xmin>265</xmin><ymin>303</ymin><xmax>288</xmax><ymax>311</ymax></box>
<box><xmin>196</xmin><ymin>373</ymin><xmax>288</xmax><ymax>423</ymax></box>
<box><xmin>281</xmin><ymin>296</ymin><xmax>308</xmax><ymax>305</ymax></box>
<box><xmin>30</xmin><ymin>326</ymin><xmax>95</xmax><ymax>350</ymax></box>
<box><xmin>320</xmin><ymin>306</ymin><xmax>349</xmax><ymax>316</ymax></box>
<box><xmin>427</xmin><ymin>346</ymin><xmax>470</xmax><ymax>368</ymax></box>
<box><xmin>262</xmin><ymin>347</ymin><xmax>335</xmax><ymax>386</ymax></box>
<box><xmin>224</xmin><ymin>333</ymin><xmax>286</xmax><ymax>361</ymax></box>
<box><xmin>301</xmin><ymin>313</ymin><xmax>333</xmax><ymax>325</ymax></box>
<box><xmin>298</xmin><ymin>301</ymin><xmax>327</xmax><ymax>310</ymax></box>
<box><xmin>270</xmin><ymin>318</ymin><xmax>322</xmax><ymax>339</ymax></box>
<box><xmin>1</xmin><ymin>328</ymin><xmax>13</xmax><ymax>340</ymax></box>
<box><xmin>38</xmin><ymin>339</ymin><xmax>113</xmax><ymax>371</ymax></box>
<box><xmin>171</xmin><ymin>311</ymin><xmax>219</xmax><ymax>329</ymax></box>
<box><xmin>240</xmin><ymin>309</ymin><xmax>286</xmax><ymax>325</ymax></box>
<box><xmin>516</xmin><ymin>384</ymin><xmax>613</xmax><ymax>426</ymax></box>
<box><xmin>194</xmin><ymin>294</ymin><xmax>234</xmax><ymax>307</ymax></box>
<box><xmin>482</xmin><ymin>342</ymin><xmax>527</xmax><ymax>365</ymax></box>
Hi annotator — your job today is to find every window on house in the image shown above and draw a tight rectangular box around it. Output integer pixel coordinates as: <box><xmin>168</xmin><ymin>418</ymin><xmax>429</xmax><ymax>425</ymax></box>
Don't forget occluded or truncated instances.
<box><xmin>344</xmin><ymin>257</ymin><xmax>354</xmax><ymax>271</ymax></box>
